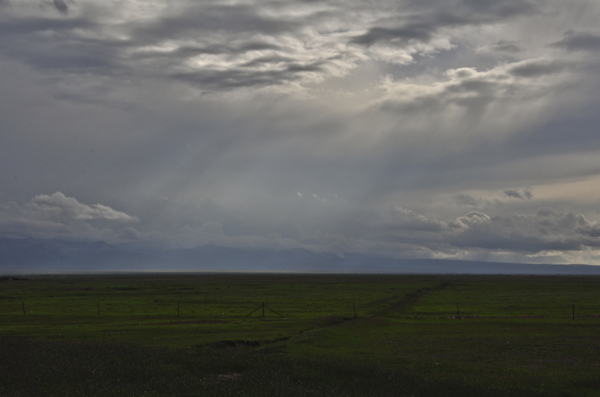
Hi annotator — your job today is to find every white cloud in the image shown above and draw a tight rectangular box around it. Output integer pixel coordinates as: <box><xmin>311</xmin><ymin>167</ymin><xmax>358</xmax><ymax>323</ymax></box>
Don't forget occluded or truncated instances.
<box><xmin>0</xmin><ymin>193</ymin><xmax>138</xmax><ymax>242</ymax></box>
<box><xmin>446</xmin><ymin>208</ymin><xmax>600</xmax><ymax>253</ymax></box>
<box><xmin>26</xmin><ymin>192</ymin><xmax>138</xmax><ymax>222</ymax></box>
<box><xmin>392</xmin><ymin>206</ymin><xmax>445</xmax><ymax>232</ymax></box>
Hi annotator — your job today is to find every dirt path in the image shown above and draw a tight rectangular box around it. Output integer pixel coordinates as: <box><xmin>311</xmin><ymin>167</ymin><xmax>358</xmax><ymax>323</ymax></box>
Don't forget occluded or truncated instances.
<box><xmin>368</xmin><ymin>282</ymin><xmax>451</xmax><ymax>316</ymax></box>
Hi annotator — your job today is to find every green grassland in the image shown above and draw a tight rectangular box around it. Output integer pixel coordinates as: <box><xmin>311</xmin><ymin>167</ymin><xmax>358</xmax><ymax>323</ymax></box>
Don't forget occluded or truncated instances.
<box><xmin>1</xmin><ymin>274</ymin><xmax>600</xmax><ymax>396</ymax></box>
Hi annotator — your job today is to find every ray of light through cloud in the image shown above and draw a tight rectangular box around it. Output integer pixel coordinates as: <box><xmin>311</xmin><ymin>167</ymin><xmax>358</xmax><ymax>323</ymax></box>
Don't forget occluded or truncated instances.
<box><xmin>2</xmin><ymin>0</ymin><xmax>600</xmax><ymax>268</ymax></box>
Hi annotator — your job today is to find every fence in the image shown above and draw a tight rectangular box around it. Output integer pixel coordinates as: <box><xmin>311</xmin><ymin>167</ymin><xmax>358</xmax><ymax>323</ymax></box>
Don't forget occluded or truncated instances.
<box><xmin>4</xmin><ymin>300</ymin><xmax>598</xmax><ymax>321</ymax></box>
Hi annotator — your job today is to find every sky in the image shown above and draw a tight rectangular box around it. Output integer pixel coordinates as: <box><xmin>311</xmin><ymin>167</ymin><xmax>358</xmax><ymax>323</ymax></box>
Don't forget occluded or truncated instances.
<box><xmin>2</xmin><ymin>0</ymin><xmax>600</xmax><ymax>266</ymax></box>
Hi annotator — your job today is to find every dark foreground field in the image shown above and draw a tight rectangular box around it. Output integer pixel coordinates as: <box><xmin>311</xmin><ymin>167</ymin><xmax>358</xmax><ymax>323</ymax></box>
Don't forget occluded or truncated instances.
<box><xmin>1</xmin><ymin>274</ymin><xmax>599</xmax><ymax>396</ymax></box>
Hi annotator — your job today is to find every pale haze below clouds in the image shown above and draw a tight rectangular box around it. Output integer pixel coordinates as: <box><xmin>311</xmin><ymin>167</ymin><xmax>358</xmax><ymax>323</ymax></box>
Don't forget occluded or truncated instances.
<box><xmin>2</xmin><ymin>0</ymin><xmax>600</xmax><ymax>267</ymax></box>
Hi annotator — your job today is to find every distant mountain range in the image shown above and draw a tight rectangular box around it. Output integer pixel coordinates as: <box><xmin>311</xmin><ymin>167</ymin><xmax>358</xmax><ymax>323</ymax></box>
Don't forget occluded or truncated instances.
<box><xmin>1</xmin><ymin>238</ymin><xmax>600</xmax><ymax>275</ymax></box>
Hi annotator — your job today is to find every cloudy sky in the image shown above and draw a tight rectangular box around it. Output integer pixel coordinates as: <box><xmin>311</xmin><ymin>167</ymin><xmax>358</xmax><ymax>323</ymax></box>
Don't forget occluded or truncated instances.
<box><xmin>2</xmin><ymin>0</ymin><xmax>600</xmax><ymax>266</ymax></box>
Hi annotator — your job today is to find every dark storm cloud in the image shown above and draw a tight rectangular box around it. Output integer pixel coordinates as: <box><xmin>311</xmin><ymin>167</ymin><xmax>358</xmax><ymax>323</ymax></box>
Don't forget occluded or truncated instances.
<box><xmin>550</xmin><ymin>31</ymin><xmax>600</xmax><ymax>52</ymax></box>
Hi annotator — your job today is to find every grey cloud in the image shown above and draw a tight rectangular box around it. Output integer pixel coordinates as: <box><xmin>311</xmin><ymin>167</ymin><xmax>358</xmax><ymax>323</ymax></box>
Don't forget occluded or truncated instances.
<box><xmin>2</xmin><ymin>2</ymin><xmax>342</xmax><ymax>90</ymax></box>
<box><xmin>508</xmin><ymin>60</ymin><xmax>564</xmax><ymax>77</ymax></box>
<box><xmin>350</xmin><ymin>27</ymin><xmax>432</xmax><ymax>47</ymax></box>
<box><xmin>446</xmin><ymin>79</ymin><xmax>497</xmax><ymax>95</ymax></box>
<box><xmin>550</xmin><ymin>31</ymin><xmax>600</xmax><ymax>52</ymax></box>
<box><xmin>1</xmin><ymin>3</ymin><xmax>304</xmax><ymax>85</ymax></box>
<box><xmin>379</xmin><ymin>55</ymin><xmax>573</xmax><ymax>122</ymax></box>
<box><xmin>52</xmin><ymin>0</ymin><xmax>68</xmax><ymax>15</ymax></box>
<box><xmin>492</xmin><ymin>40</ymin><xmax>522</xmax><ymax>53</ymax></box>
<box><xmin>502</xmin><ymin>104</ymin><xmax>600</xmax><ymax>159</ymax></box>
<box><xmin>0</xmin><ymin>16</ymin><xmax>92</xmax><ymax>36</ymax></box>
<box><xmin>350</xmin><ymin>0</ymin><xmax>534</xmax><ymax>48</ymax></box>
<box><xmin>503</xmin><ymin>189</ymin><xmax>521</xmax><ymax>198</ymax></box>
<box><xmin>136</xmin><ymin>42</ymin><xmax>282</xmax><ymax>59</ymax></box>
<box><xmin>172</xmin><ymin>60</ymin><xmax>325</xmax><ymax>89</ymax></box>
<box><xmin>454</xmin><ymin>0</ymin><xmax>535</xmax><ymax>17</ymax></box>
<box><xmin>579</xmin><ymin>226</ymin><xmax>600</xmax><ymax>237</ymax></box>
<box><xmin>173</xmin><ymin>69</ymin><xmax>292</xmax><ymax>89</ymax></box>
<box><xmin>454</xmin><ymin>194</ymin><xmax>480</xmax><ymax>207</ymax></box>
<box><xmin>0</xmin><ymin>17</ymin><xmax>126</xmax><ymax>75</ymax></box>
<box><xmin>130</xmin><ymin>4</ymin><xmax>301</xmax><ymax>44</ymax></box>
<box><xmin>0</xmin><ymin>0</ymin><xmax>542</xmax><ymax>94</ymax></box>
<box><xmin>6</xmin><ymin>40</ymin><xmax>125</xmax><ymax>74</ymax></box>
<box><xmin>120</xmin><ymin>226</ymin><xmax>141</xmax><ymax>240</ymax></box>
<box><xmin>0</xmin><ymin>217</ymin><xmax>95</xmax><ymax>241</ymax></box>
<box><xmin>453</xmin><ymin>194</ymin><xmax>491</xmax><ymax>209</ymax></box>
<box><xmin>242</xmin><ymin>55</ymin><xmax>295</xmax><ymax>68</ymax></box>
<box><xmin>503</xmin><ymin>188</ymin><xmax>532</xmax><ymax>199</ymax></box>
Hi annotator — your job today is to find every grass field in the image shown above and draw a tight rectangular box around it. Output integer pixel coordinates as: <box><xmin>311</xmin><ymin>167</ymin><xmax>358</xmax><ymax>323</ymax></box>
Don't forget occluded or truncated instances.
<box><xmin>1</xmin><ymin>273</ymin><xmax>599</xmax><ymax>396</ymax></box>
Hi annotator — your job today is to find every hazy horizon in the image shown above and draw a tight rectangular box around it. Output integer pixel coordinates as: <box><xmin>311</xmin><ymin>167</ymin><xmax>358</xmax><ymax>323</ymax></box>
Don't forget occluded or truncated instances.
<box><xmin>3</xmin><ymin>238</ymin><xmax>600</xmax><ymax>275</ymax></box>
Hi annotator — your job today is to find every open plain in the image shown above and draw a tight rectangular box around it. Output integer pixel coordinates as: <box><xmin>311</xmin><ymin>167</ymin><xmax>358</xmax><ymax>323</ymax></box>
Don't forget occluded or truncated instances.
<box><xmin>1</xmin><ymin>274</ymin><xmax>599</xmax><ymax>396</ymax></box>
